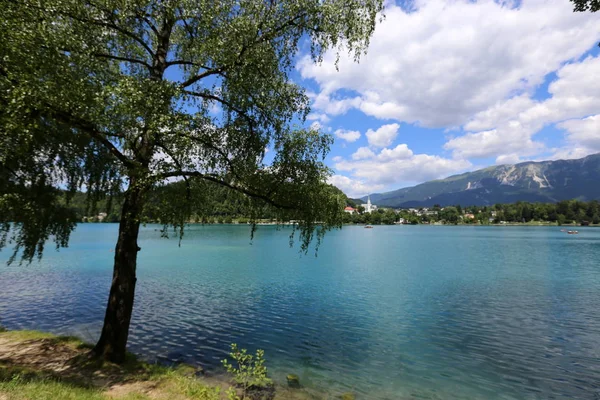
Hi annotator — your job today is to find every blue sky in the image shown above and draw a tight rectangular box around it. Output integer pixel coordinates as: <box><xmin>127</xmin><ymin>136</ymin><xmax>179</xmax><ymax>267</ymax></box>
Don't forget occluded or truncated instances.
<box><xmin>292</xmin><ymin>0</ymin><xmax>600</xmax><ymax>197</ymax></box>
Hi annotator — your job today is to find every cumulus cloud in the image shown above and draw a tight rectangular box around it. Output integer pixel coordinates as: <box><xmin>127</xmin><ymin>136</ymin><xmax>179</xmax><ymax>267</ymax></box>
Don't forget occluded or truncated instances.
<box><xmin>377</xmin><ymin>144</ymin><xmax>413</xmax><ymax>161</ymax></box>
<box><xmin>306</xmin><ymin>112</ymin><xmax>331</xmax><ymax>124</ymax></box>
<box><xmin>336</xmin><ymin>143</ymin><xmax>471</xmax><ymax>190</ymax></box>
<box><xmin>300</xmin><ymin>0</ymin><xmax>600</xmax><ymax>191</ymax></box>
<box><xmin>327</xmin><ymin>175</ymin><xmax>385</xmax><ymax>198</ymax></box>
<box><xmin>444</xmin><ymin>123</ymin><xmax>545</xmax><ymax>160</ymax></box>
<box><xmin>545</xmin><ymin>147</ymin><xmax>596</xmax><ymax>161</ymax></box>
<box><xmin>310</xmin><ymin>121</ymin><xmax>322</xmax><ymax>131</ymax></box>
<box><xmin>446</xmin><ymin>55</ymin><xmax>600</xmax><ymax>160</ymax></box>
<box><xmin>366</xmin><ymin>123</ymin><xmax>400</xmax><ymax>148</ymax></box>
<box><xmin>334</xmin><ymin>128</ymin><xmax>361</xmax><ymax>143</ymax></box>
<box><xmin>558</xmin><ymin>115</ymin><xmax>600</xmax><ymax>152</ymax></box>
<box><xmin>352</xmin><ymin>146</ymin><xmax>376</xmax><ymax>160</ymax></box>
<box><xmin>298</xmin><ymin>0</ymin><xmax>600</xmax><ymax>128</ymax></box>
<box><xmin>495</xmin><ymin>154</ymin><xmax>522</xmax><ymax>165</ymax></box>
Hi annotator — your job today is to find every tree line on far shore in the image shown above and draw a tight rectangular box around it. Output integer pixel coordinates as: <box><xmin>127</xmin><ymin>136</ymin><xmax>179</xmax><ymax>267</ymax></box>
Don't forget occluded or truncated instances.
<box><xmin>73</xmin><ymin>184</ymin><xmax>600</xmax><ymax>226</ymax></box>
<box><xmin>342</xmin><ymin>200</ymin><xmax>600</xmax><ymax>226</ymax></box>
<box><xmin>64</xmin><ymin>182</ymin><xmax>352</xmax><ymax>224</ymax></box>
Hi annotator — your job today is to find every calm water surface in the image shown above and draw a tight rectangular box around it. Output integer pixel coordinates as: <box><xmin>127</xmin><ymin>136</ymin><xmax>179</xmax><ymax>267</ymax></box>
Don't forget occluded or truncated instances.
<box><xmin>1</xmin><ymin>225</ymin><xmax>600</xmax><ymax>399</ymax></box>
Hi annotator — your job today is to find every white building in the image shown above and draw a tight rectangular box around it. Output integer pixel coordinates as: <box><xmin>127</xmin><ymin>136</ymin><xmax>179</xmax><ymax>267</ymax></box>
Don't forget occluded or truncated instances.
<box><xmin>361</xmin><ymin>196</ymin><xmax>378</xmax><ymax>213</ymax></box>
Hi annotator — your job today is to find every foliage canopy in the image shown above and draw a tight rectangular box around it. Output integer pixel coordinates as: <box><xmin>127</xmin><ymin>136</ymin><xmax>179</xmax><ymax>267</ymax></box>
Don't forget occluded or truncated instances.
<box><xmin>1</xmin><ymin>0</ymin><xmax>384</xmax><ymax>263</ymax></box>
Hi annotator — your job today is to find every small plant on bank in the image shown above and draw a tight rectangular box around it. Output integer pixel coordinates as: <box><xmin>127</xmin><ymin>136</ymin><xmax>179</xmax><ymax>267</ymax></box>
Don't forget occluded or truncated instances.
<box><xmin>222</xmin><ymin>343</ymin><xmax>273</xmax><ymax>399</ymax></box>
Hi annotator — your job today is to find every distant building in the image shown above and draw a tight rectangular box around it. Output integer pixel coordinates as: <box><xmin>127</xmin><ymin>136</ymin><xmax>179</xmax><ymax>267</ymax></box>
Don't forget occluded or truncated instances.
<box><xmin>361</xmin><ymin>196</ymin><xmax>377</xmax><ymax>213</ymax></box>
<box><xmin>344</xmin><ymin>206</ymin><xmax>356</xmax><ymax>214</ymax></box>
<box><xmin>464</xmin><ymin>213</ymin><xmax>475</xmax><ymax>219</ymax></box>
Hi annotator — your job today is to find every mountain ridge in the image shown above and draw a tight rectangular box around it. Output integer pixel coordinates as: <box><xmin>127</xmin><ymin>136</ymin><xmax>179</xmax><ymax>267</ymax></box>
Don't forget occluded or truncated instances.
<box><xmin>361</xmin><ymin>153</ymin><xmax>600</xmax><ymax>208</ymax></box>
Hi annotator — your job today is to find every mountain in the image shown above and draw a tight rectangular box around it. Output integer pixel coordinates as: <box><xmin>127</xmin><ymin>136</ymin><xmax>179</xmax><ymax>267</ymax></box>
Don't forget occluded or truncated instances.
<box><xmin>365</xmin><ymin>153</ymin><xmax>600</xmax><ymax>208</ymax></box>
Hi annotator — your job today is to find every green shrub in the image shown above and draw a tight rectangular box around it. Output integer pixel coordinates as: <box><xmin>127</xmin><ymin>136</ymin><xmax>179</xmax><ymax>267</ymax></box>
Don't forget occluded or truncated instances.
<box><xmin>222</xmin><ymin>344</ymin><xmax>272</xmax><ymax>398</ymax></box>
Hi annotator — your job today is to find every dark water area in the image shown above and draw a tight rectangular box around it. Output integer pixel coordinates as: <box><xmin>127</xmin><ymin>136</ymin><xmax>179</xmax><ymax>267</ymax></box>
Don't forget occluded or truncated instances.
<box><xmin>1</xmin><ymin>224</ymin><xmax>600</xmax><ymax>399</ymax></box>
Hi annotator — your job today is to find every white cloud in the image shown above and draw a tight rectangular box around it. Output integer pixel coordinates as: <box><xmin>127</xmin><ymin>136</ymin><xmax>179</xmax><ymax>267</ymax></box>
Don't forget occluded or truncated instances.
<box><xmin>299</xmin><ymin>0</ymin><xmax>600</xmax><ymax>190</ymax></box>
<box><xmin>377</xmin><ymin>144</ymin><xmax>413</xmax><ymax>161</ymax></box>
<box><xmin>454</xmin><ymin>57</ymin><xmax>600</xmax><ymax>162</ymax></box>
<box><xmin>209</xmin><ymin>102</ymin><xmax>222</xmax><ymax>116</ymax></box>
<box><xmin>444</xmin><ymin>123</ymin><xmax>545</xmax><ymax>160</ymax></box>
<box><xmin>366</xmin><ymin>123</ymin><xmax>400</xmax><ymax>148</ymax></box>
<box><xmin>545</xmin><ymin>147</ymin><xmax>595</xmax><ymax>161</ymax></box>
<box><xmin>446</xmin><ymin>55</ymin><xmax>600</xmax><ymax>160</ymax></box>
<box><xmin>495</xmin><ymin>154</ymin><xmax>522</xmax><ymax>165</ymax></box>
<box><xmin>464</xmin><ymin>95</ymin><xmax>536</xmax><ymax>132</ymax></box>
<box><xmin>306</xmin><ymin>112</ymin><xmax>331</xmax><ymax>123</ymax></box>
<box><xmin>334</xmin><ymin>128</ymin><xmax>361</xmax><ymax>143</ymax></box>
<box><xmin>558</xmin><ymin>115</ymin><xmax>600</xmax><ymax>152</ymax></box>
<box><xmin>299</xmin><ymin>0</ymin><xmax>600</xmax><ymax>127</ymax></box>
<box><xmin>327</xmin><ymin>175</ymin><xmax>385</xmax><ymax>198</ymax></box>
<box><xmin>336</xmin><ymin>144</ymin><xmax>471</xmax><ymax>188</ymax></box>
<box><xmin>310</xmin><ymin>121</ymin><xmax>322</xmax><ymax>131</ymax></box>
<box><xmin>352</xmin><ymin>146</ymin><xmax>376</xmax><ymax>160</ymax></box>
<box><xmin>309</xmin><ymin>90</ymin><xmax>362</xmax><ymax>116</ymax></box>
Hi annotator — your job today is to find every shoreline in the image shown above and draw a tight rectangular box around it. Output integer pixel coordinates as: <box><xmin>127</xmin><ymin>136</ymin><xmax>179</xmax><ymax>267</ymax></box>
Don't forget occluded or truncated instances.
<box><xmin>0</xmin><ymin>329</ymin><xmax>338</xmax><ymax>400</ymax></box>
<box><xmin>77</xmin><ymin>221</ymin><xmax>599</xmax><ymax>227</ymax></box>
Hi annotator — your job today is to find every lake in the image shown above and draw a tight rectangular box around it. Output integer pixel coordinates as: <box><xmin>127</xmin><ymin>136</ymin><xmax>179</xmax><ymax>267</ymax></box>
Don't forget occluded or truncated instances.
<box><xmin>1</xmin><ymin>224</ymin><xmax>600</xmax><ymax>399</ymax></box>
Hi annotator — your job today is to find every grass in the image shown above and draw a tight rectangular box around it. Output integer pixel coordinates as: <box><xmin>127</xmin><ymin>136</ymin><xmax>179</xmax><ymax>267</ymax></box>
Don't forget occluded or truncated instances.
<box><xmin>0</xmin><ymin>330</ymin><xmax>223</xmax><ymax>400</ymax></box>
<box><xmin>0</xmin><ymin>329</ymin><xmax>325</xmax><ymax>400</ymax></box>
<box><xmin>0</xmin><ymin>375</ymin><xmax>108</xmax><ymax>400</ymax></box>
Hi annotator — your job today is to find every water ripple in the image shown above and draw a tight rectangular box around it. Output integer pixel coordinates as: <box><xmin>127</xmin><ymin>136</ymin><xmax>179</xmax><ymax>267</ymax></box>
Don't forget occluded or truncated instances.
<box><xmin>2</xmin><ymin>224</ymin><xmax>600</xmax><ymax>399</ymax></box>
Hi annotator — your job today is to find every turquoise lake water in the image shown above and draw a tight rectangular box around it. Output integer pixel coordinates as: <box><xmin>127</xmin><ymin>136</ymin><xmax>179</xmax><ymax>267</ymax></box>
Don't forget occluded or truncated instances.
<box><xmin>1</xmin><ymin>224</ymin><xmax>600</xmax><ymax>399</ymax></box>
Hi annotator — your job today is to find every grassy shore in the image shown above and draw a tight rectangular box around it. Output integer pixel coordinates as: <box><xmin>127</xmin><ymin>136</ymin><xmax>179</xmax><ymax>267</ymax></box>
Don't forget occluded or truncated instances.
<box><xmin>0</xmin><ymin>330</ymin><xmax>320</xmax><ymax>400</ymax></box>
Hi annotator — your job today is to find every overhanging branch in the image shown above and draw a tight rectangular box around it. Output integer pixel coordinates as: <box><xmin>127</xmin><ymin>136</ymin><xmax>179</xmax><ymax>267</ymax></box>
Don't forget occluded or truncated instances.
<box><xmin>178</xmin><ymin>13</ymin><xmax>305</xmax><ymax>89</ymax></box>
<box><xmin>183</xmin><ymin>90</ymin><xmax>248</xmax><ymax>117</ymax></box>
<box><xmin>49</xmin><ymin>107</ymin><xmax>139</xmax><ymax>170</ymax></box>
<box><xmin>180</xmin><ymin>67</ymin><xmax>226</xmax><ymax>88</ymax></box>
<box><xmin>166</xmin><ymin>60</ymin><xmax>212</xmax><ymax>68</ymax></box>
<box><xmin>154</xmin><ymin>170</ymin><xmax>294</xmax><ymax>210</ymax></box>
<box><xmin>92</xmin><ymin>53</ymin><xmax>152</xmax><ymax>69</ymax></box>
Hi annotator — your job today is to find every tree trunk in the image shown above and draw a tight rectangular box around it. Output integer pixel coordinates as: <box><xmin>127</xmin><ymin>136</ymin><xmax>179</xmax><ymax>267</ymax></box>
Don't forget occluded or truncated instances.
<box><xmin>92</xmin><ymin>179</ymin><xmax>146</xmax><ymax>363</ymax></box>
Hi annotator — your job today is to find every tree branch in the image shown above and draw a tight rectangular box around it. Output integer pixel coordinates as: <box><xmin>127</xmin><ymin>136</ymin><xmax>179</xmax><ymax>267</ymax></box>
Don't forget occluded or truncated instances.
<box><xmin>180</xmin><ymin>67</ymin><xmax>226</xmax><ymax>88</ymax></box>
<box><xmin>165</xmin><ymin>60</ymin><xmax>211</xmax><ymax>68</ymax></box>
<box><xmin>176</xmin><ymin>132</ymin><xmax>244</xmax><ymax>182</ymax></box>
<box><xmin>155</xmin><ymin>170</ymin><xmax>294</xmax><ymax>210</ymax></box>
<box><xmin>59</xmin><ymin>6</ymin><xmax>155</xmax><ymax>57</ymax></box>
<box><xmin>92</xmin><ymin>53</ymin><xmax>152</xmax><ymax>69</ymax></box>
<box><xmin>182</xmin><ymin>90</ymin><xmax>259</xmax><ymax>148</ymax></box>
<box><xmin>48</xmin><ymin>107</ymin><xmax>139</xmax><ymax>170</ymax></box>
<box><xmin>183</xmin><ymin>90</ymin><xmax>246</xmax><ymax>116</ymax></box>
<box><xmin>155</xmin><ymin>142</ymin><xmax>192</xmax><ymax>203</ymax></box>
<box><xmin>133</xmin><ymin>11</ymin><xmax>160</xmax><ymax>37</ymax></box>
<box><xmin>178</xmin><ymin>13</ymin><xmax>305</xmax><ymax>89</ymax></box>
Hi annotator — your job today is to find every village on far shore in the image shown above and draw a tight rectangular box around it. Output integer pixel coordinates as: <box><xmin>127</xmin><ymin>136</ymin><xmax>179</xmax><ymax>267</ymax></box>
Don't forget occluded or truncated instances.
<box><xmin>341</xmin><ymin>196</ymin><xmax>597</xmax><ymax>226</ymax></box>
<box><xmin>342</xmin><ymin>196</ymin><xmax>496</xmax><ymax>225</ymax></box>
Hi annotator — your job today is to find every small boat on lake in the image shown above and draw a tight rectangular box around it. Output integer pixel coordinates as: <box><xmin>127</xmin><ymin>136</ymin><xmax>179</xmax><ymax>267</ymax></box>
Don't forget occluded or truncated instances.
<box><xmin>365</xmin><ymin>225</ymin><xmax>373</xmax><ymax>229</ymax></box>
<box><xmin>567</xmin><ymin>230</ymin><xmax>579</xmax><ymax>234</ymax></box>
